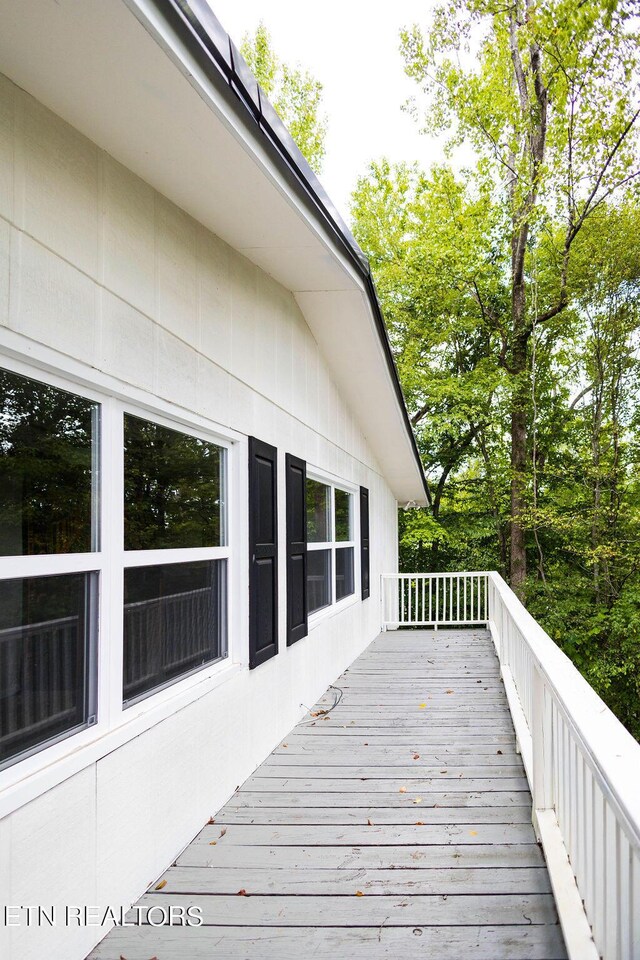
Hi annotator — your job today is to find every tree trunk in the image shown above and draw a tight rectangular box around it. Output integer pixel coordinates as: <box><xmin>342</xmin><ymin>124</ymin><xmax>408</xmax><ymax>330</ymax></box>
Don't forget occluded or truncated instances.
<box><xmin>509</xmin><ymin>237</ymin><xmax>529</xmax><ymax>596</ymax></box>
<box><xmin>510</xmin><ymin>402</ymin><xmax>527</xmax><ymax>594</ymax></box>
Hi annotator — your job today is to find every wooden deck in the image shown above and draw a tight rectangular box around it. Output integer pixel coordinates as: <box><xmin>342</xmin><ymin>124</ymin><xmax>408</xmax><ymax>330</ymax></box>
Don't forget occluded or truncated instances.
<box><xmin>89</xmin><ymin>628</ymin><xmax>567</xmax><ymax>959</ymax></box>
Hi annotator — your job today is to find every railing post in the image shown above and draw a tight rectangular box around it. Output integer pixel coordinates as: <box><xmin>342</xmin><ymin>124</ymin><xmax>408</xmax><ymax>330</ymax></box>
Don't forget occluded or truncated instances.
<box><xmin>532</xmin><ymin>662</ymin><xmax>553</xmax><ymax>839</ymax></box>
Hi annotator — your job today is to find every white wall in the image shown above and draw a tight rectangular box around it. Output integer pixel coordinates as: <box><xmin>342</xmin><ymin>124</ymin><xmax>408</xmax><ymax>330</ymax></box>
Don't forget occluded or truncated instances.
<box><xmin>0</xmin><ymin>73</ymin><xmax>399</xmax><ymax>960</ymax></box>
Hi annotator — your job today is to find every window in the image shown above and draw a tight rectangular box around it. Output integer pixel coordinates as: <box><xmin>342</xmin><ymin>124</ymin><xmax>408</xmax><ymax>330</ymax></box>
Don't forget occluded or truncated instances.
<box><xmin>305</xmin><ymin>475</ymin><xmax>356</xmax><ymax>615</ymax></box>
<box><xmin>0</xmin><ymin>368</ymin><xmax>98</xmax><ymax>768</ymax></box>
<box><xmin>122</xmin><ymin>414</ymin><xmax>228</xmax><ymax>705</ymax></box>
<box><xmin>123</xmin><ymin>560</ymin><xmax>225</xmax><ymax>703</ymax></box>
<box><xmin>0</xmin><ymin>363</ymin><xmax>232</xmax><ymax>772</ymax></box>
<box><xmin>124</xmin><ymin>415</ymin><xmax>225</xmax><ymax>550</ymax></box>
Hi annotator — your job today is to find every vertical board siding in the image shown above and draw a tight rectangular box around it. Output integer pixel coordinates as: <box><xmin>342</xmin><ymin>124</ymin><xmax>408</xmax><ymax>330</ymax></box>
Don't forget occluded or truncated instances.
<box><xmin>0</xmin><ymin>75</ymin><xmax>401</xmax><ymax>960</ymax></box>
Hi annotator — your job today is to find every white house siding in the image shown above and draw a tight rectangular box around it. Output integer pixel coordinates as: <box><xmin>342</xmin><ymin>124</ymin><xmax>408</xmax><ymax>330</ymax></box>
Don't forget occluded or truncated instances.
<box><xmin>0</xmin><ymin>73</ymin><xmax>399</xmax><ymax>960</ymax></box>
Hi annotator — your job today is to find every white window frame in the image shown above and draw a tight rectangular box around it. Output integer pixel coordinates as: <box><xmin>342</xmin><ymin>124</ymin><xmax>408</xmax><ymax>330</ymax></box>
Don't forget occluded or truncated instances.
<box><xmin>0</xmin><ymin>347</ymin><xmax>242</xmax><ymax>818</ymax></box>
<box><xmin>119</xmin><ymin>405</ymin><xmax>230</xmax><ymax>709</ymax></box>
<box><xmin>306</xmin><ymin>466</ymin><xmax>359</xmax><ymax>628</ymax></box>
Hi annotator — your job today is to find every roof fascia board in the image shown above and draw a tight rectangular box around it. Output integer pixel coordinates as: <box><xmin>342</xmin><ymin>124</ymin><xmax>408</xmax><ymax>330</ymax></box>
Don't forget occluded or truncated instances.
<box><xmin>122</xmin><ymin>0</ymin><xmax>365</xmax><ymax>293</ymax></box>
<box><xmin>123</xmin><ymin>0</ymin><xmax>428</xmax><ymax>502</ymax></box>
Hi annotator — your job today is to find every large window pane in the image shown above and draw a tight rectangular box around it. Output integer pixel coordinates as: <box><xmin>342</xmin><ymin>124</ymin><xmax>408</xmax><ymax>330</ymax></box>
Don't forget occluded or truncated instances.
<box><xmin>123</xmin><ymin>559</ymin><xmax>226</xmax><ymax>704</ymax></box>
<box><xmin>336</xmin><ymin>546</ymin><xmax>355</xmax><ymax>601</ymax></box>
<box><xmin>307</xmin><ymin>549</ymin><xmax>331</xmax><ymax>614</ymax></box>
<box><xmin>124</xmin><ymin>415</ymin><xmax>225</xmax><ymax>551</ymax></box>
<box><xmin>0</xmin><ymin>368</ymin><xmax>97</xmax><ymax>556</ymax></box>
<box><xmin>0</xmin><ymin>573</ymin><xmax>95</xmax><ymax>767</ymax></box>
<box><xmin>334</xmin><ymin>489</ymin><xmax>353</xmax><ymax>541</ymax></box>
<box><xmin>306</xmin><ymin>479</ymin><xmax>330</xmax><ymax>542</ymax></box>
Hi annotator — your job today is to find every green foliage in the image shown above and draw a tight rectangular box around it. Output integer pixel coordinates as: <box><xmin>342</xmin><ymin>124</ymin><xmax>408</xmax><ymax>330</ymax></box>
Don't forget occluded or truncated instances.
<box><xmin>241</xmin><ymin>23</ymin><xmax>327</xmax><ymax>174</ymax></box>
<box><xmin>352</xmin><ymin>0</ymin><xmax>640</xmax><ymax>739</ymax></box>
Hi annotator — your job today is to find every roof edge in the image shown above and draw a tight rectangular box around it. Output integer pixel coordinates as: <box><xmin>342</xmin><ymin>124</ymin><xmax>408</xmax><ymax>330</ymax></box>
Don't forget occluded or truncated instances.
<box><xmin>149</xmin><ymin>0</ymin><xmax>428</xmax><ymax>502</ymax></box>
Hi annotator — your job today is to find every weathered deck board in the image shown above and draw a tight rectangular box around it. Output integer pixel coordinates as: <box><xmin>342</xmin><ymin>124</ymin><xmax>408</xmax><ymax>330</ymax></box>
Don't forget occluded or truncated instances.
<box><xmin>152</xmin><ymin>864</ymin><xmax>553</xmax><ymax>894</ymax></box>
<box><xmin>87</xmin><ymin>923</ymin><xmax>567</xmax><ymax>959</ymax></box>
<box><xmin>88</xmin><ymin>628</ymin><xmax>567</xmax><ymax>960</ymax></box>
<box><xmin>133</xmin><ymin>891</ymin><xmax>560</xmax><ymax>925</ymax></box>
<box><xmin>176</xmin><ymin>841</ymin><xmax>550</xmax><ymax>869</ymax></box>
<box><xmin>213</xmin><ymin>804</ymin><xmax>535</xmax><ymax>823</ymax></box>
<box><xmin>208</xmin><ymin>790</ymin><xmax>533</xmax><ymax>808</ymax></box>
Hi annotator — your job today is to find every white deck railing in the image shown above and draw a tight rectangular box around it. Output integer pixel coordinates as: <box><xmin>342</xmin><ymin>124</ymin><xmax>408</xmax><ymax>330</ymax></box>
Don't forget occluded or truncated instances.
<box><xmin>381</xmin><ymin>570</ymin><xmax>640</xmax><ymax>960</ymax></box>
<box><xmin>381</xmin><ymin>571</ymin><xmax>489</xmax><ymax>628</ymax></box>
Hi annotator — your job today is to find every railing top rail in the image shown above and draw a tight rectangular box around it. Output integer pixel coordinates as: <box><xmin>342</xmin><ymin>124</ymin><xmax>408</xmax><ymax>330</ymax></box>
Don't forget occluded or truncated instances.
<box><xmin>381</xmin><ymin>571</ymin><xmax>493</xmax><ymax>579</ymax></box>
<box><xmin>0</xmin><ymin>615</ymin><xmax>79</xmax><ymax>639</ymax></box>
<box><xmin>487</xmin><ymin>570</ymin><xmax>640</xmax><ymax>852</ymax></box>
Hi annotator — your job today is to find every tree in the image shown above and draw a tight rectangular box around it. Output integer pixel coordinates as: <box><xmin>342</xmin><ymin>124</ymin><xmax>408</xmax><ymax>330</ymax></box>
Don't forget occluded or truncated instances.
<box><xmin>401</xmin><ymin>0</ymin><xmax>640</xmax><ymax>593</ymax></box>
<box><xmin>241</xmin><ymin>23</ymin><xmax>327</xmax><ymax>174</ymax></box>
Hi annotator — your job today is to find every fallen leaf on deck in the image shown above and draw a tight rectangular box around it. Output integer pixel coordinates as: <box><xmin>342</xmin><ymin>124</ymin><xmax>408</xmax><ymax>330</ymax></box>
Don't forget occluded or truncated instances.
<box><xmin>367</xmin><ymin>818</ymin><xmax>373</xmax><ymax>826</ymax></box>
<box><xmin>445</xmin><ymin>689</ymin><xmax>454</xmax><ymax>694</ymax></box>
<box><xmin>209</xmin><ymin>841</ymin><xmax>217</xmax><ymax>845</ymax></box>
<box><xmin>418</xmin><ymin>703</ymin><xmax>426</xmax><ymax>709</ymax></box>
<box><xmin>237</xmin><ymin>889</ymin><xmax>248</xmax><ymax>896</ymax></box>
<box><xmin>469</xmin><ymin>830</ymin><xmax>478</xmax><ymax>836</ymax></box>
<box><xmin>497</xmin><ymin>749</ymin><xmax>503</xmax><ymax>754</ymax></box>
<box><xmin>415</xmin><ymin>821</ymin><xmax>424</xmax><ymax>825</ymax></box>
<box><xmin>219</xmin><ymin>828</ymin><xmax>227</xmax><ymax>838</ymax></box>
<box><xmin>355</xmin><ymin>891</ymin><xmax>365</xmax><ymax>897</ymax></box>
<box><xmin>281</xmin><ymin>744</ymin><xmax>288</xmax><ymax>748</ymax></box>
<box><xmin>399</xmin><ymin>786</ymin><xmax>407</xmax><ymax>793</ymax></box>
<box><xmin>440</xmin><ymin>770</ymin><xmax>448</xmax><ymax>774</ymax></box>
<box><xmin>413</xmin><ymin>754</ymin><xmax>420</xmax><ymax>760</ymax></box>
<box><xmin>207</xmin><ymin>817</ymin><xmax>216</xmax><ymax>824</ymax></box>
<box><xmin>413</xmin><ymin>798</ymin><xmax>423</xmax><ymax>804</ymax></box>
<box><xmin>154</xmin><ymin>880</ymin><xmax>167</xmax><ymax>891</ymax></box>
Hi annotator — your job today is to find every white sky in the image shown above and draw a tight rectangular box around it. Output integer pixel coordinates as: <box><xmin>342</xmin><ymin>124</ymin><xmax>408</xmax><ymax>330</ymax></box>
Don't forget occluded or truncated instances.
<box><xmin>206</xmin><ymin>0</ymin><xmax>442</xmax><ymax>223</ymax></box>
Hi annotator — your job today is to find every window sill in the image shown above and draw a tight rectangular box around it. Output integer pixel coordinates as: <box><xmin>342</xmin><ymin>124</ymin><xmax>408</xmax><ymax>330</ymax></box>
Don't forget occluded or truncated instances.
<box><xmin>0</xmin><ymin>658</ymin><xmax>241</xmax><ymax>820</ymax></box>
<box><xmin>307</xmin><ymin>592</ymin><xmax>360</xmax><ymax>632</ymax></box>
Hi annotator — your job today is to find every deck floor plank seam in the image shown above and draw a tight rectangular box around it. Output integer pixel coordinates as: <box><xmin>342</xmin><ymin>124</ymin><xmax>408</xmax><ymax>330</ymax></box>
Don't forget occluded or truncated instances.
<box><xmin>88</xmin><ymin>628</ymin><xmax>567</xmax><ymax>960</ymax></box>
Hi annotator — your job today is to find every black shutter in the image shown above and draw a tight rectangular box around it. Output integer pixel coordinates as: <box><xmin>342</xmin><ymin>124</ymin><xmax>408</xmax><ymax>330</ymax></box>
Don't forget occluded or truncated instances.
<box><xmin>360</xmin><ymin>486</ymin><xmax>370</xmax><ymax>600</ymax></box>
<box><xmin>248</xmin><ymin>437</ymin><xmax>278</xmax><ymax>668</ymax></box>
<box><xmin>286</xmin><ymin>454</ymin><xmax>307</xmax><ymax>646</ymax></box>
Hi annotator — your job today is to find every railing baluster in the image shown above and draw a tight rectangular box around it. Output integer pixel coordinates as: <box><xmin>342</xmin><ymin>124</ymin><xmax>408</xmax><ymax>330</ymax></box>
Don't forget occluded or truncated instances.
<box><xmin>378</xmin><ymin>567</ymin><xmax>640</xmax><ymax>960</ymax></box>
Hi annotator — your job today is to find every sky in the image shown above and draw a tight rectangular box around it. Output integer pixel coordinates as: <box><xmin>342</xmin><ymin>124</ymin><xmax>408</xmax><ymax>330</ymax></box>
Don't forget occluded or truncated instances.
<box><xmin>206</xmin><ymin>0</ymin><xmax>442</xmax><ymax>223</ymax></box>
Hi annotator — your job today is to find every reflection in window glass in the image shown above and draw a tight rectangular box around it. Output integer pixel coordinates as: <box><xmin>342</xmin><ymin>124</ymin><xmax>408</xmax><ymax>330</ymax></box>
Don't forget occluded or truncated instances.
<box><xmin>335</xmin><ymin>489</ymin><xmax>352</xmax><ymax>541</ymax></box>
<box><xmin>307</xmin><ymin>549</ymin><xmax>331</xmax><ymax>614</ymax></box>
<box><xmin>336</xmin><ymin>547</ymin><xmax>355</xmax><ymax>601</ymax></box>
<box><xmin>0</xmin><ymin>368</ymin><xmax>97</xmax><ymax>557</ymax></box>
<box><xmin>0</xmin><ymin>572</ymin><xmax>95</xmax><ymax>766</ymax></box>
<box><xmin>306</xmin><ymin>479</ymin><xmax>330</xmax><ymax>542</ymax></box>
<box><xmin>124</xmin><ymin>415</ymin><xmax>225</xmax><ymax>551</ymax></box>
<box><xmin>123</xmin><ymin>559</ymin><xmax>226</xmax><ymax>704</ymax></box>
